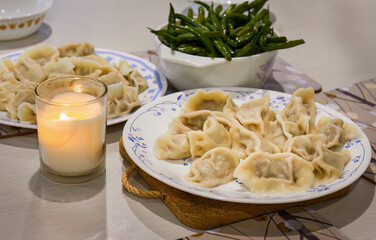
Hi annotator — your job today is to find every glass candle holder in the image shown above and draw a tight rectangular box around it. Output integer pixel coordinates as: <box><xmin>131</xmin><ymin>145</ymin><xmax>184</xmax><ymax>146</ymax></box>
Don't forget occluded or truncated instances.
<box><xmin>35</xmin><ymin>76</ymin><xmax>108</xmax><ymax>184</ymax></box>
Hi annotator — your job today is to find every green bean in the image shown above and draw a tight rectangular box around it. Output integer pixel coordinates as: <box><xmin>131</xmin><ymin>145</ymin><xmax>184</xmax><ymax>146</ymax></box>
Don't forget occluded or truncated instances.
<box><xmin>236</xmin><ymin>8</ymin><xmax>268</xmax><ymax>36</ymax></box>
<box><xmin>195</xmin><ymin>1</ymin><xmax>222</xmax><ymax>31</ymax></box>
<box><xmin>177</xmin><ymin>45</ymin><xmax>208</xmax><ymax>55</ymax></box>
<box><xmin>150</xmin><ymin>2</ymin><xmax>305</xmax><ymax>60</ymax></box>
<box><xmin>170</xmin><ymin>23</ymin><xmax>217</xmax><ymax>57</ymax></box>
<box><xmin>197</xmin><ymin>7</ymin><xmax>205</xmax><ymax>24</ymax></box>
<box><xmin>188</xmin><ymin>8</ymin><xmax>194</xmax><ymax>19</ymax></box>
<box><xmin>168</xmin><ymin>3</ymin><xmax>175</xmax><ymax>30</ymax></box>
<box><xmin>177</xmin><ymin>32</ymin><xmax>197</xmax><ymax>42</ymax></box>
<box><xmin>231</xmin><ymin>1</ymin><xmax>249</xmax><ymax>14</ymax></box>
<box><xmin>149</xmin><ymin>28</ymin><xmax>181</xmax><ymax>49</ymax></box>
<box><xmin>212</xmin><ymin>38</ymin><xmax>232</xmax><ymax>60</ymax></box>
<box><xmin>174</xmin><ymin>13</ymin><xmax>207</xmax><ymax>29</ymax></box>
<box><xmin>215</xmin><ymin>5</ymin><xmax>223</xmax><ymax>16</ymax></box>
<box><xmin>227</xmin><ymin>20</ymin><xmax>236</xmax><ymax>38</ymax></box>
<box><xmin>262</xmin><ymin>39</ymin><xmax>305</xmax><ymax>51</ymax></box>
<box><xmin>235</xmin><ymin>22</ymin><xmax>271</xmax><ymax>57</ymax></box>
<box><xmin>267</xmin><ymin>36</ymin><xmax>287</xmax><ymax>43</ymax></box>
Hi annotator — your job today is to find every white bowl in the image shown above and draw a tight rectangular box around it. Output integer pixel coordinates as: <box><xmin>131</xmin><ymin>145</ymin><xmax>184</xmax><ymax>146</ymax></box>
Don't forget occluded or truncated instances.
<box><xmin>155</xmin><ymin>32</ymin><xmax>277</xmax><ymax>91</ymax></box>
<box><xmin>0</xmin><ymin>0</ymin><xmax>53</xmax><ymax>41</ymax></box>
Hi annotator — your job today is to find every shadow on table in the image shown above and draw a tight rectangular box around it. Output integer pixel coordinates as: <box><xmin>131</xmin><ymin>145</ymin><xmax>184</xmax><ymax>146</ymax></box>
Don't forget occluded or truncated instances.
<box><xmin>29</xmin><ymin>170</ymin><xmax>106</xmax><ymax>202</ymax></box>
<box><xmin>310</xmin><ymin>179</ymin><xmax>375</xmax><ymax>230</ymax></box>
<box><xmin>27</xmin><ymin>170</ymin><xmax>107</xmax><ymax>240</ymax></box>
<box><xmin>0</xmin><ymin>23</ymin><xmax>52</xmax><ymax>50</ymax></box>
<box><xmin>120</xmin><ymin>159</ymin><xmax>202</xmax><ymax>238</ymax></box>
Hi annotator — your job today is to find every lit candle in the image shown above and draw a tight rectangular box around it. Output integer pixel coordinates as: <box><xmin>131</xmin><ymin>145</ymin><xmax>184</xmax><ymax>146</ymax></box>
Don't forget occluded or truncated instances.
<box><xmin>35</xmin><ymin>76</ymin><xmax>107</xmax><ymax>183</ymax></box>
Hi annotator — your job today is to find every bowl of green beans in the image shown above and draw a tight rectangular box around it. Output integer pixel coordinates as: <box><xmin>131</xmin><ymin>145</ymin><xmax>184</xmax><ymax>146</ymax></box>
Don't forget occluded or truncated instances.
<box><xmin>150</xmin><ymin>0</ymin><xmax>305</xmax><ymax>90</ymax></box>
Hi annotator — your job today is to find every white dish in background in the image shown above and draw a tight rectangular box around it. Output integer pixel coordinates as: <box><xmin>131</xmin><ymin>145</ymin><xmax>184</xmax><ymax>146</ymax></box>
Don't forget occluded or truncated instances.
<box><xmin>122</xmin><ymin>88</ymin><xmax>371</xmax><ymax>204</ymax></box>
<box><xmin>0</xmin><ymin>48</ymin><xmax>168</xmax><ymax>129</ymax></box>
<box><xmin>0</xmin><ymin>0</ymin><xmax>53</xmax><ymax>41</ymax></box>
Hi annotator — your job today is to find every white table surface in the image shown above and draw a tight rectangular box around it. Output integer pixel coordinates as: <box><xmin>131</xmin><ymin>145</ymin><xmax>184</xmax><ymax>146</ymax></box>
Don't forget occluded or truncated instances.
<box><xmin>1</xmin><ymin>0</ymin><xmax>376</xmax><ymax>239</ymax></box>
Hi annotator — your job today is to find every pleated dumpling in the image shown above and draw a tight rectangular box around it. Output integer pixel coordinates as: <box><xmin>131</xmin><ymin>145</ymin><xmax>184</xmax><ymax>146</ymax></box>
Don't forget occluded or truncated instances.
<box><xmin>311</xmin><ymin>146</ymin><xmax>351</xmax><ymax>185</ymax></box>
<box><xmin>18</xmin><ymin>45</ymin><xmax>59</xmax><ymax>66</ymax></box>
<box><xmin>262</xmin><ymin>109</ymin><xmax>287</xmax><ymax>151</ymax></box>
<box><xmin>230</xmin><ymin>120</ymin><xmax>280</xmax><ymax>159</ymax></box>
<box><xmin>98</xmin><ymin>66</ymin><xmax>129</xmax><ymax>86</ymax></box>
<box><xmin>182</xmin><ymin>89</ymin><xmax>238</xmax><ymax>115</ymax></box>
<box><xmin>184</xmin><ymin>147</ymin><xmax>240</xmax><ymax>188</ymax></box>
<box><xmin>293</xmin><ymin>87</ymin><xmax>316</xmax><ymax>133</ymax></box>
<box><xmin>188</xmin><ymin>116</ymin><xmax>231</xmax><ymax>158</ymax></box>
<box><xmin>82</xmin><ymin>54</ymin><xmax>110</xmax><ymax>65</ymax></box>
<box><xmin>316</xmin><ymin>117</ymin><xmax>344</xmax><ymax>148</ymax></box>
<box><xmin>128</xmin><ymin>70</ymin><xmax>148</xmax><ymax>94</ymax></box>
<box><xmin>234</xmin><ymin>152</ymin><xmax>315</xmax><ymax>194</ymax></box>
<box><xmin>5</xmin><ymin>81</ymin><xmax>37</xmax><ymax>120</ymax></box>
<box><xmin>154</xmin><ymin>133</ymin><xmax>190</xmax><ymax>160</ymax></box>
<box><xmin>316</xmin><ymin>116</ymin><xmax>358</xmax><ymax>148</ymax></box>
<box><xmin>235</xmin><ymin>93</ymin><xmax>270</xmax><ymax>133</ymax></box>
<box><xmin>58</xmin><ymin>42</ymin><xmax>95</xmax><ymax>57</ymax></box>
<box><xmin>17</xmin><ymin>102</ymin><xmax>36</xmax><ymax>123</ymax></box>
<box><xmin>107</xmin><ymin>83</ymin><xmax>141</xmax><ymax>119</ymax></box>
<box><xmin>14</xmin><ymin>57</ymin><xmax>47</xmax><ymax>83</ymax></box>
<box><xmin>42</xmin><ymin>58</ymin><xmax>75</xmax><ymax>78</ymax></box>
<box><xmin>177</xmin><ymin>110</ymin><xmax>234</xmax><ymax>131</ymax></box>
<box><xmin>67</xmin><ymin>57</ymin><xmax>104</xmax><ymax>76</ymax></box>
<box><xmin>284</xmin><ymin>134</ymin><xmax>327</xmax><ymax>162</ymax></box>
<box><xmin>154</xmin><ymin>118</ymin><xmax>191</xmax><ymax>160</ymax></box>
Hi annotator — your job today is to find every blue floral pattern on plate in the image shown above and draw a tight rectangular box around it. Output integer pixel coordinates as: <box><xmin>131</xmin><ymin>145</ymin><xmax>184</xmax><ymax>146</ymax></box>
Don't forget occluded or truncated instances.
<box><xmin>122</xmin><ymin>87</ymin><xmax>372</xmax><ymax>204</ymax></box>
<box><xmin>0</xmin><ymin>48</ymin><xmax>168</xmax><ymax>129</ymax></box>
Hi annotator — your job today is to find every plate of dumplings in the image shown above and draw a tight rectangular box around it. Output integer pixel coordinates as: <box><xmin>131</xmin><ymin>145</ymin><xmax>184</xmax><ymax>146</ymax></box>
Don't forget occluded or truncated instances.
<box><xmin>0</xmin><ymin>42</ymin><xmax>167</xmax><ymax>129</ymax></box>
<box><xmin>122</xmin><ymin>87</ymin><xmax>371</xmax><ymax>204</ymax></box>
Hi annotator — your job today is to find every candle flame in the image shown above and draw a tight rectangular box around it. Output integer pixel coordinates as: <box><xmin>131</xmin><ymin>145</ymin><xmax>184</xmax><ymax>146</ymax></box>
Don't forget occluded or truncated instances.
<box><xmin>59</xmin><ymin>112</ymin><xmax>71</xmax><ymax>120</ymax></box>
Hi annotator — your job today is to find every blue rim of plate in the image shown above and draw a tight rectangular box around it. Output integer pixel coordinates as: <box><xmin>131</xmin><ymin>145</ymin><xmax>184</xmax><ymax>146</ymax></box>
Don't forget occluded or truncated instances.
<box><xmin>0</xmin><ymin>48</ymin><xmax>168</xmax><ymax>129</ymax></box>
<box><xmin>122</xmin><ymin>87</ymin><xmax>372</xmax><ymax>204</ymax></box>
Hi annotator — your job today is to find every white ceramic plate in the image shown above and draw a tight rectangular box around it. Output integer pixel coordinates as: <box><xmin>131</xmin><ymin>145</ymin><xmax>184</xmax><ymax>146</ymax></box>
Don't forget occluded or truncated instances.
<box><xmin>122</xmin><ymin>88</ymin><xmax>371</xmax><ymax>204</ymax></box>
<box><xmin>0</xmin><ymin>48</ymin><xmax>168</xmax><ymax>129</ymax></box>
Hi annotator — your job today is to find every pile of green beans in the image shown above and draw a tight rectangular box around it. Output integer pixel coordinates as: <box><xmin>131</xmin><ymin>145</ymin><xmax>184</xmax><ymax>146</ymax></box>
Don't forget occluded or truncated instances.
<box><xmin>149</xmin><ymin>0</ymin><xmax>304</xmax><ymax>61</ymax></box>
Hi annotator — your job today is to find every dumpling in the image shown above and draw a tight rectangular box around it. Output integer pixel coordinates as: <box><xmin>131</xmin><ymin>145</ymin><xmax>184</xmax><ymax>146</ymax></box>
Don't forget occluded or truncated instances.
<box><xmin>184</xmin><ymin>147</ymin><xmax>240</xmax><ymax>188</ymax></box>
<box><xmin>107</xmin><ymin>83</ymin><xmax>141</xmax><ymax>119</ymax></box>
<box><xmin>263</xmin><ymin>116</ymin><xmax>288</xmax><ymax>151</ymax></box>
<box><xmin>230</xmin><ymin>120</ymin><xmax>280</xmax><ymax>159</ymax></box>
<box><xmin>82</xmin><ymin>54</ymin><xmax>109</xmax><ymax>65</ymax></box>
<box><xmin>276</xmin><ymin>88</ymin><xmax>316</xmax><ymax>138</ymax></box>
<box><xmin>98</xmin><ymin>66</ymin><xmax>129</xmax><ymax>86</ymax></box>
<box><xmin>154</xmin><ymin>118</ymin><xmax>192</xmax><ymax>160</ymax></box>
<box><xmin>117</xmin><ymin>60</ymin><xmax>148</xmax><ymax>94</ymax></box>
<box><xmin>182</xmin><ymin>89</ymin><xmax>238</xmax><ymax>116</ymax></box>
<box><xmin>18</xmin><ymin>45</ymin><xmax>59</xmax><ymax>66</ymax></box>
<box><xmin>14</xmin><ymin>57</ymin><xmax>47</xmax><ymax>83</ymax></box>
<box><xmin>316</xmin><ymin>117</ymin><xmax>344</xmax><ymax>148</ymax></box>
<box><xmin>235</xmin><ymin>93</ymin><xmax>270</xmax><ymax>133</ymax></box>
<box><xmin>293</xmin><ymin>87</ymin><xmax>316</xmax><ymax>133</ymax></box>
<box><xmin>5</xmin><ymin>81</ymin><xmax>37</xmax><ymax>120</ymax></box>
<box><xmin>187</xmin><ymin>116</ymin><xmax>231</xmax><ymax>158</ymax></box>
<box><xmin>66</xmin><ymin>57</ymin><xmax>104</xmax><ymax>76</ymax></box>
<box><xmin>284</xmin><ymin>134</ymin><xmax>327</xmax><ymax>162</ymax></box>
<box><xmin>128</xmin><ymin>70</ymin><xmax>148</xmax><ymax>94</ymax></box>
<box><xmin>316</xmin><ymin>116</ymin><xmax>358</xmax><ymax>148</ymax></box>
<box><xmin>234</xmin><ymin>152</ymin><xmax>315</xmax><ymax>194</ymax></box>
<box><xmin>154</xmin><ymin>133</ymin><xmax>190</xmax><ymax>160</ymax></box>
<box><xmin>58</xmin><ymin>42</ymin><xmax>95</xmax><ymax>57</ymax></box>
<box><xmin>311</xmin><ymin>145</ymin><xmax>351</xmax><ymax>185</ymax></box>
<box><xmin>42</xmin><ymin>58</ymin><xmax>75</xmax><ymax>78</ymax></box>
<box><xmin>178</xmin><ymin>110</ymin><xmax>234</xmax><ymax>131</ymax></box>
<box><xmin>17</xmin><ymin>102</ymin><xmax>36</xmax><ymax>123</ymax></box>
<box><xmin>118</xmin><ymin>60</ymin><xmax>134</xmax><ymax>76</ymax></box>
